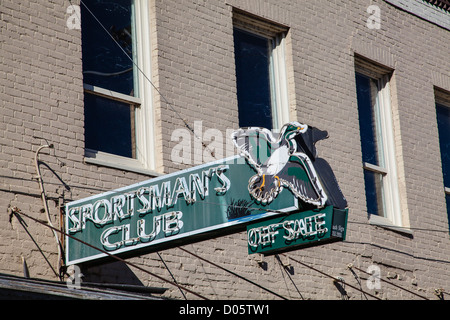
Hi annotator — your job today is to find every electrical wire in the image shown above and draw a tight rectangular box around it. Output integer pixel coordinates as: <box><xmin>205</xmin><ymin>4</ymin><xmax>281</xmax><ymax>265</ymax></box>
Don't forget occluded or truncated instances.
<box><xmin>347</xmin><ymin>263</ymin><xmax>429</xmax><ymax>300</ymax></box>
<box><xmin>9</xmin><ymin>207</ymin><xmax>208</xmax><ymax>300</ymax></box>
<box><xmin>73</xmin><ymin>0</ymin><xmax>217</xmax><ymax>160</ymax></box>
<box><xmin>65</xmin><ymin>0</ymin><xmax>450</xmax><ymax>234</ymax></box>
<box><xmin>18</xmin><ymin>188</ymin><xmax>444</xmax><ymax>301</ymax></box>
<box><xmin>127</xmin><ymin>195</ymin><xmax>450</xmax><ymax>237</ymax></box>
<box><xmin>57</xmin><ymin>183</ymin><xmax>449</xmax><ymax>297</ymax></box>
<box><xmin>347</xmin><ymin>263</ymin><xmax>369</xmax><ymax>300</ymax></box>
<box><xmin>349</xmin><ymin>220</ymin><xmax>450</xmax><ymax>234</ymax></box>
<box><xmin>8</xmin><ymin>205</ymin><xmax>361</xmax><ymax>300</ymax></box>
<box><xmin>435</xmin><ymin>288</ymin><xmax>449</xmax><ymax>300</ymax></box>
<box><xmin>11</xmin><ymin>205</ymin><xmax>288</xmax><ymax>300</ymax></box>
<box><xmin>156</xmin><ymin>252</ymin><xmax>187</xmax><ymax>300</ymax></box>
<box><xmin>178</xmin><ymin>247</ymin><xmax>288</xmax><ymax>300</ymax></box>
<box><xmin>282</xmin><ymin>254</ymin><xmax>382</xmax><ymax>300</ymax></box>
<box><xmin>9</xmin><ymin>207</ymin><xmax>60</xmax><ymax>279</ymax></box>
<box><xmin>34</xmin><ymin>144</ymin><xmax>64</xmax><ymax>281</ymax></box>
<box><xmin>275</xmin><ymin>254</ymin><xmax>305</xmax><ymax>299</ymax></box>
<box><xmin>5</xmin><ymin>168</ymin><xmax>449</xmax><ymax>236</ymax></box>
<box><xmin>66</xmin><ymin>1</ymin><xmax>450</xmax><ymax>299</ymax></box>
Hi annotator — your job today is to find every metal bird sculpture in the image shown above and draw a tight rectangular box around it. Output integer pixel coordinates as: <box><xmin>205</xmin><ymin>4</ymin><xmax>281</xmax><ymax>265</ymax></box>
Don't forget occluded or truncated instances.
<box><xmin>231</xmin><ymin>121</ymin><xmax>328</xmax><ymax>207</ymax></box>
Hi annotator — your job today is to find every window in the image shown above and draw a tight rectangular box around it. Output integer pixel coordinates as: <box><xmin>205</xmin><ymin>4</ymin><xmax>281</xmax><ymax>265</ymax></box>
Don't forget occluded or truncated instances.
<box><xmin>355</xmin><ymin>63</ymin><xmax>402</xmax><ymax>227</ymax></box>
<box><xmin>233</xmin><ymin>11</ymin><xmax>289</xmax><ymax>131</ymax></box>
<box><xmin>81</xmin><ymin>0</ymin><xmax>156</xmax><ymax>173</ymax></box>
<box><xmin>436</xmin><ymin>96</ymin><xmax>450</xmax><ymax>227</ymax></box>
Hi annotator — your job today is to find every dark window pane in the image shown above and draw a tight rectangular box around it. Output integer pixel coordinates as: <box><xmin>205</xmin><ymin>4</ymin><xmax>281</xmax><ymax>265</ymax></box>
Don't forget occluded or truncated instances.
<box><xmin>81</xmin><ymin>0</ymin><xmax>136</xmax><ymax>96</ymax></box>
<box><xmin>446</xmin><ymin>194</ymin><xmax>450</xmax><ymax>233</ymax></box>
<box><xmin>233</xmin><ymin>28</ymin><xmax>273</xmax><ymax>130</ymax></box>
<box><xmin>84</xmin><ymin>93</ymin><xmax>135</xmax><ymax>158</ymax></box>
<box><xmin>363</xmin><ymin>170</ymin><xmax>386</xmax><ymax>217</ymax></box>
<box><xmin>437</xmin><ymin>103</ymin><xmax>450</xmax><ymax>187</ymax></box>
<box><xmin>355</xmin><ymin>73</ymin><xmax>379</xmax><ymax>165</ymax></box>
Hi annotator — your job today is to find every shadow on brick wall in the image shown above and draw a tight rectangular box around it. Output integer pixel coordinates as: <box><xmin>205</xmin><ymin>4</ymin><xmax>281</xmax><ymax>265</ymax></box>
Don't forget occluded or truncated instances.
<box><xmin>81</xmin><ymin>261</ymin><xmax>143</xmax><ymax>286</ymax></box>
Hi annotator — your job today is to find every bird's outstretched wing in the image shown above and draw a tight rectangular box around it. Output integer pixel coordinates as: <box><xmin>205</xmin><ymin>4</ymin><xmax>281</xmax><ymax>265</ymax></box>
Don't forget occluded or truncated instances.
<box><xmin>277</xmin><ymin>153</ymin><xmax>328</xmax><ymax>207</ymax></box>
<box><xmin>231</xmin><ymin>127</ymin><xmax>280</xmax><ymax>174</ymax></box>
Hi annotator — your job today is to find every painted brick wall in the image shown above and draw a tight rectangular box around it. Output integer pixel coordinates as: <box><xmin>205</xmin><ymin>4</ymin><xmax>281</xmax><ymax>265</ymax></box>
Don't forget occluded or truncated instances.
<box><xmin>1</xmin><ymin>0</ymin><xmax>449</xmax><ymax>299</ymax></box>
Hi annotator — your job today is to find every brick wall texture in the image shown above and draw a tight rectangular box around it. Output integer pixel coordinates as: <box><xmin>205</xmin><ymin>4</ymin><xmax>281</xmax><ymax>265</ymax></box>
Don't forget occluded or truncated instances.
<box><xmin>1</xmin><ymin>0</ymin><xmax>449</xmax><ymax>300</ymax></box>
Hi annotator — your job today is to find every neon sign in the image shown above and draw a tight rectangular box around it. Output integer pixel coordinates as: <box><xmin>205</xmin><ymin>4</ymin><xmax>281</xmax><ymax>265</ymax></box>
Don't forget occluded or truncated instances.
<box><xmin>247</xmin><ymin>206</ymin><xmax>348</xmax><ymax>255</ymax></box>
<box><xmin>65</xmin><ymin>121</ymin><xmax>348</xmax><ymax>264</ymax></box>
<box><xmin>65</xmin><ymin>156</ymin><xmax>298</xmax><ymax>265</ymax></box>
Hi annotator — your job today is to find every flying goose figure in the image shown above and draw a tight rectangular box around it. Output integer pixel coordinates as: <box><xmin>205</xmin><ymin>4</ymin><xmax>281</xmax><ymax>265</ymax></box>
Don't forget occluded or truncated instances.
<box><xmin>231</xmin><ymin>121</ymin><xmax>328</xmax><ymax>207</ymax></box>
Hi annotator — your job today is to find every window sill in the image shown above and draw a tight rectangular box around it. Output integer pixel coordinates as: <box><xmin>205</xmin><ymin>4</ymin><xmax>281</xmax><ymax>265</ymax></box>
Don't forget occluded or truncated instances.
<box><xmin>84</xmin><ymin>149</ymin><xmax>161</xmax><ymax>177</ymax></box>
<box><xmin>368</xmin><ymin>214</ymin><xmax>413</xmax><ymax>235</ymax></box>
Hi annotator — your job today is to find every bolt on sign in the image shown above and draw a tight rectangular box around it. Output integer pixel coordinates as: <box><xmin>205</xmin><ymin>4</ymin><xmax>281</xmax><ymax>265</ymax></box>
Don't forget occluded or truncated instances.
<box><xmin>65</xmin><ymin>122</ymin><xmax>348</xmax><ymax>265</ymax></box>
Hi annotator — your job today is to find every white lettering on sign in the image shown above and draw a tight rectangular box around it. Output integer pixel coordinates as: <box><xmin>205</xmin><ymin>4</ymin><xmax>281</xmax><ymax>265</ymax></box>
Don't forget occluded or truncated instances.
<box><xmin>101</xmin><ymin>211</ymin><xmax>184</xmax><ymax>250</ymax></box>
<box><xmin>67</xmin><ymin>164</ymin><xmax>229</xmax><ymax>251</ymax></box>
<box><xmin>283</xmin><ymin>213</ymin><xmax>327</xmax><ymax>240</ymax></box>
<box><xmin>67</xmin><ymin>164</ymin><xmax>230</xmax><ymax>233</ymax></box>
<box><xmin>248</xmin><ymin>213</ymin><xmax>328</xmax><ymax>248</ymax></box>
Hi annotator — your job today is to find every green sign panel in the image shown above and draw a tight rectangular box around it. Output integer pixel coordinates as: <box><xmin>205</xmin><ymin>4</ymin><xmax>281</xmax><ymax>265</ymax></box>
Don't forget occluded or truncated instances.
<box><xmin>247</xmin><ymin>206</ymin><xmax>348</xmax><ymax>255</ymax></box>
<box><xmin>66</xmin><ymin>121</ymin><xmax>349</xmax><ymax>264</ymax></box>
<box><xmin>65</xmin><ymin>156</ymin><xmax>299</xmax><ymax>265</ymax></box>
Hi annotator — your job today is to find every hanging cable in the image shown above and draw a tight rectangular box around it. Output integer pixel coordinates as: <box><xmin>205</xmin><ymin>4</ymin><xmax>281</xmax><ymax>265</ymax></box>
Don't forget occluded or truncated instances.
<box><xmin>347</xmin><ymin>263</ymin><xmax>369</xmax><ymax>300</ymax></box>
<box><xmin>283</xmin><ymin>254</ymin><xmax>382</xmax><ymax>300</ymax></box>
<box><xmin>102</xmin><ymin>193</ymin><xmax>450</xmax><ymax>238</ymax></box>
<box><xmin>179</xmin><ymin>247</ymin><xmax>288</xmax><ymax>300</ymax></box>
<box><xmin>434</xmin><ymin>288</ymin><xmax>449</xmax><ymax>300</ymax></box>
<box><xmin>34</xmin><ymin>143</ymin><xmax>64</xmax><ymax>281</ymax></box>
<box><xmin>348</xmin><ymin>220</ymin><xmax>449</xmax><ymax>234</ymax></box>
<box><xmin>347</xmin><ymin>263</ymin><xmax>429</xmax><ymax>300</ymax></box>
<box><xmin>23</xmin><ymin>172</ymin><xmax>441</xmax><ymax>301</ymax></box>
<box><xmin>9</xmin><ymin>207</ymin><xmax>208</xmax><ymax>300</ymax></box>
<box><xmin>275</xmin><ymin>254</ymin><xmax>304</xmax><ymax>300</ymax></box>
<box><xmin>156</xmin><ymin>252</ymin><xmax>187</xmax><ymax>300</ymax></box>
<box><xmin>67</xmin><ymin>1</ymin><xmax>450</xmax><ymax>239</ymax></box>
<box><xmin>73</xmin><ymin>0</ymin><xmax>217</xmax><ymax>159</ymax></box>
<box><xmin>333</xmin><ymin>277</ymin><xmax>349</xmax><ymax>300</ymax></box>
<box><xmin>8</xmin><ymin>206</ymin><xmax>60</xmax><ymax>279</ymax></box>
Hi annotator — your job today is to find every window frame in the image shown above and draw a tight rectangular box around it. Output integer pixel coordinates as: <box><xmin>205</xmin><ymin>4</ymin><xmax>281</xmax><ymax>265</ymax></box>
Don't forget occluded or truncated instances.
<box><xmin>233</xmin><ymin>11</ymin><xmax>290</xmax><ymax>131</ymax></box>
<box><xmin>435</xmin><ymin>91</ymin><xmax>450</xmax><ymax>225</ymax></box>
<box><xmin>82</xmin><ymin>0</ymin><xmax>157</xmax><ymax>175</ymax></box>
<box><xmin>269</xmin><ymin>32</ymin><xmax>290</xmax><ymax>130</ymax></box>
<box><xmin>355</xmin><ymin>62</ymin><xmax>403</xmax><ymax>229</ymax></box>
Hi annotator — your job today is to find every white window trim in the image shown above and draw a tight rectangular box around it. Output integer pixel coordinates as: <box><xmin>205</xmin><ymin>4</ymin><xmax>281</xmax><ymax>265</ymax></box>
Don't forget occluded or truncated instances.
<box><xmin>436</xmin><ymin>93</ymin><xmax>450</xmax><ymax>206</ymax></box>
<box><xmin>83</xmin><ymin>84</ymin><xmax>141</xmax><ymax>105</ymax></box>
<box><xmin>233</xmin><ymin>10</ymin><xmax>290</xmax><ymax>131</ymax></box>
<box><xmin>369</xmin><ymin>214</ymin><xmax>412</xmax><ymax>235</ymax></box>
<box><xmin>363</xmin><ymin>162</ymin><xmax>388</xmax><ymax>175</ymax></box>
<box><xmin>269</xmin><ymin>33</ymin><xmax>290</xmax><ymax>129</ymax></box>
<box><xmin>357</xmin><ymin>69</ymin><xmax>404</xmax><ymax>228</ymax></box>
<box><xmin>134</xmin><ymin>0</ymin><xmax>156</xmax><ymax>171</ymax></box>
<box><xmin>375</xmin><ymin>75</ymin><xmax>402</xmax><ymax>227</ymax></box>
<box><xmin>83</xmin><ymin>0</ymin><xmax>157</xmax><ymax>174</ymax></box>
<box><xmin>84</xmin><ymin>148</ymin><xmax>161</xmax><ymax>176</ymax></box>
